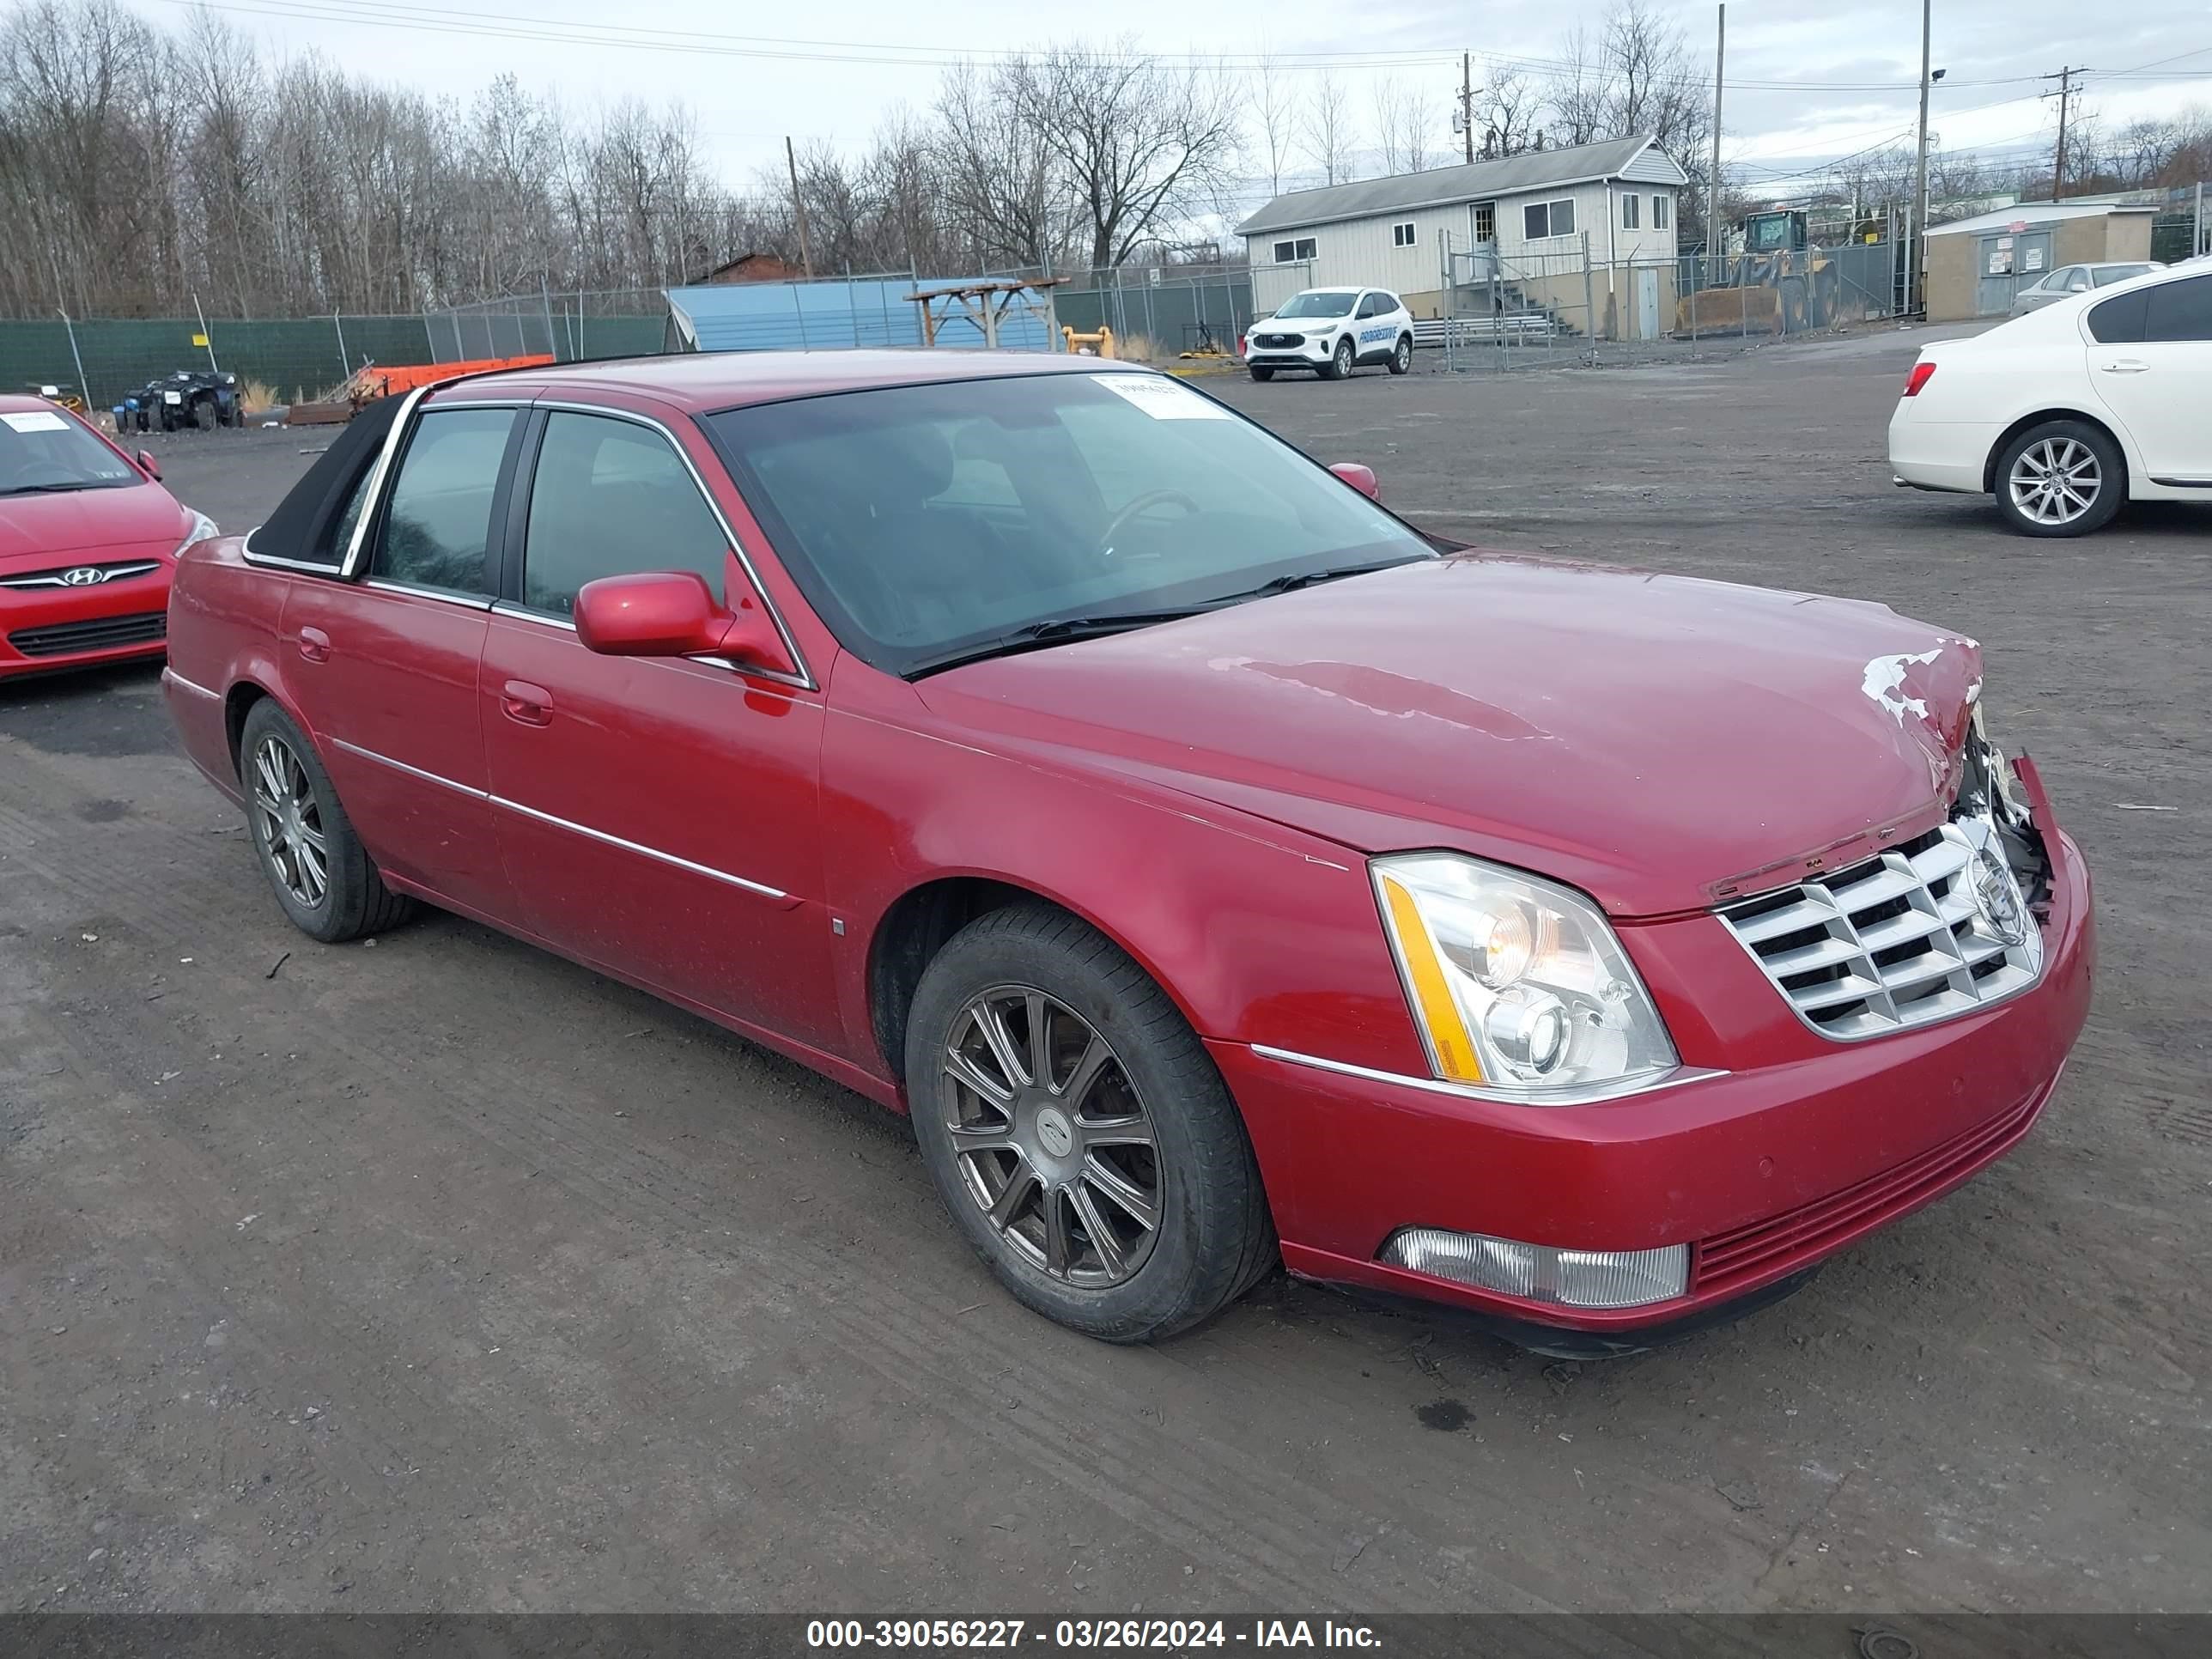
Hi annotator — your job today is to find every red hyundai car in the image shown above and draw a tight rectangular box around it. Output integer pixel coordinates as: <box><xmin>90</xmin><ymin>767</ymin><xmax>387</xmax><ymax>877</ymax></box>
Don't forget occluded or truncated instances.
<box><xmin>161</xmin><ymin>354</ymin><xmax>2094</xmax><ymax>1352</ymax></box>
<box><xmin>0</xmin><ymin>393</ymin><xmax>216</xmax><ymax>679</ymax></box>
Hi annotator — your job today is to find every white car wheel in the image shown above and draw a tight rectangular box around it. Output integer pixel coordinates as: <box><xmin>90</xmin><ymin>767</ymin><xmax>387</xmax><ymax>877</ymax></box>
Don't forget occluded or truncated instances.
<box><xmin>1995</xmin><ymin>421</ymin><xmax>2124</xmax><ymax>538</ymax></box>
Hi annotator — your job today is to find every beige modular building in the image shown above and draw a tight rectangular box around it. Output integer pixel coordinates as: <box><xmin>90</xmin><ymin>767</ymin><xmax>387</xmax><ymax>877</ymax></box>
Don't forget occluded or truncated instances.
<box><xmin>1924</xmin><ymin>202</ymin><xmax>2160</xmax><ymax>322</ymax></box>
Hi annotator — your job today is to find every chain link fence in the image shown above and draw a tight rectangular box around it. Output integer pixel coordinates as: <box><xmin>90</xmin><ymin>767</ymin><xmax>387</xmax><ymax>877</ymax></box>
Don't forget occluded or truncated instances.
<box><xmin>0</xmin><ymin>313</ymin><xmax>444</xmax><ymax>416</ymax></box>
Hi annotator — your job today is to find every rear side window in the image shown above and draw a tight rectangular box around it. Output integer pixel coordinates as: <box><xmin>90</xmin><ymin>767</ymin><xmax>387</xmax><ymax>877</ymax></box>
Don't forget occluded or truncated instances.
<box><xmin>373</xmin><ymin>408</ymin><xmax>514</xmax><ymax>596</ymax></box>
<box><xmin>2143</xmin><ymin>275</ymin><xmax>2212</xmax><ymax>342</ymax></box>
<box><xmin>520</xmin><ymin>412</ymin><xmax>731</xmax><ymax>617</ymax></box>
<box><xmin>2087</xmin><ymin>289</ymin><xmax>2148</xmax><ymax>344</ymax></box>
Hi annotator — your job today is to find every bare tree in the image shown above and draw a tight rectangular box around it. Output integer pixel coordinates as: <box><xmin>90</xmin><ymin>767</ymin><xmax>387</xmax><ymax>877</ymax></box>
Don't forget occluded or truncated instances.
<box><xmin>1250</xmin><ymin>57</ymin><xmax>1295</xmax><ymax>197</ymax></box>
<box><xmin>1303</xmin><ymin>70</ymin><xmax>1355</xmax><ymax>186</ymax></box>
<box><xmin>934</xmin><ymin>60</ymin><xmax>1073</xmax><ymax>270</ymax></box>
<box><xmin>1474</xmin><ymin>62</ymin><xmax>1547</xmax><ymax>158</ymax></box>
<box><xmin>1006</xmin><ymin>44</ymin><xmax>1242</xmax><ymax>270</ymax></box>
<box><xmin>1371</xmin><ymin>76</ymin><xmax>1407</xmax><ymax>176</ymax></box>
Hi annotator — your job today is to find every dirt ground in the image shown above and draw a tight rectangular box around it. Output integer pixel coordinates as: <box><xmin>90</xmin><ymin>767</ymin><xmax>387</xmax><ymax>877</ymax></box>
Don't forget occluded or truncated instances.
<box><xmin>3</xmin><ymin>331</ymin><xmax>2206</xmax><ymax>1619</ymax></box>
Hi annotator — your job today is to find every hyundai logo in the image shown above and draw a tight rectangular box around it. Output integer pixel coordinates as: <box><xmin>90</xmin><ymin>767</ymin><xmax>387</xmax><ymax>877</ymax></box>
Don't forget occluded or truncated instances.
<box><xmin>60</xmin><ymin>567</ymin><xmax>107</xmax><ymax>586</ymax></box>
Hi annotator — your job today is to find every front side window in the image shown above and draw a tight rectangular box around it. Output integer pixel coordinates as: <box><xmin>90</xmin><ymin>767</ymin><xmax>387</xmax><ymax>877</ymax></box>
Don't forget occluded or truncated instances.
<box><xmin>1355</xmin><ymin>293</ymin><xmax>1382</xmax><ymax>319</ymax></box>
<box><xmin>706</xmin><ymin>373</ymin><xmax>1436</xmax><ymax>678</ymax></box>
<box><xmin>1621</xmin><ymin>193</ymin><xmax>1639</xmax><ymax>229</ymax></box>
<box><xmin>0</xmin><ymin>407</ymin><xmax>139</xmax><ymax>498</ymax></box>
<box><xmin>520</xmin><ymin>412</ymin><xmax>732</xmax><ymax>616</ymax></box>
<box><xmin>2066</xmin><ymin>269</ymin><xmax>2092</xmax><ymax>293</ymax></box>
<box><xmin>373</xmin><ymin>408</ymin><xmax>514</xmax><ymax>596</ymax></box>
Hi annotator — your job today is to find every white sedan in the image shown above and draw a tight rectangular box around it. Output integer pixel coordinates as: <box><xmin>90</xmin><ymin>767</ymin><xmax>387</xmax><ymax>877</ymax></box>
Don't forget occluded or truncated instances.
<box><xmin>1888</xmin><ymin>260</ymin><xmax>2212</xmax><ymax>537</ymax></box>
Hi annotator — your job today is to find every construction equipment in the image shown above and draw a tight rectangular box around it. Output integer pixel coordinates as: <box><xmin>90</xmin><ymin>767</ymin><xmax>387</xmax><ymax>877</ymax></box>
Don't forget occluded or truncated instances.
<box><xmin>1677</xmin><ymin>209</ymin><xmax>1845</xmax><ymax>337</ymax></box>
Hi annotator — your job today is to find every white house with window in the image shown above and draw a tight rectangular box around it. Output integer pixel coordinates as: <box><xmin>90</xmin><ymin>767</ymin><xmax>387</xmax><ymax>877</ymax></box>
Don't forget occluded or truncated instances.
<box><xmin>1238</xmin><ymin>136</ymin><xmax>1689</xmax><ymax>338</ymax></box>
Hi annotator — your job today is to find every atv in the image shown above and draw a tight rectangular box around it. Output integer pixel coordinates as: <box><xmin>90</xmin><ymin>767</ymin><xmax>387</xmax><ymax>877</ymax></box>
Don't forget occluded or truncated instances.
<box><xmin>120</xmin><ymin>368</ymin><xmax>240</xmax><ymax>433</ymax></box>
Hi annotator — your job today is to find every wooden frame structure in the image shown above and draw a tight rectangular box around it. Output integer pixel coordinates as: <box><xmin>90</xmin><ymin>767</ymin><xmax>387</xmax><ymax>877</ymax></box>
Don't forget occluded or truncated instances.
<box><xmin>904</xmin><ymin>276</ymin><xmax>1068</xmax><ymax>349</ymax></box>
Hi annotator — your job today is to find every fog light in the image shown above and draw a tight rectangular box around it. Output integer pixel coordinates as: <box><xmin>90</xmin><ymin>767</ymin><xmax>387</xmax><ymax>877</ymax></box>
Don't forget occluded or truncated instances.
<box><xmin>1380</xmin><ymin>1227</ymin><xmax>1688</xmax><ymax>1310</ymax></box>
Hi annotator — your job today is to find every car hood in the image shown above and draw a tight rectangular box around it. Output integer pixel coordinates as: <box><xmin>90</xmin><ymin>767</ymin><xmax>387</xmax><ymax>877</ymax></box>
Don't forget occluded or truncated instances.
<box><xmin>0</xmin><ymin>482</ymin><xmax>185</xmax><ymax>567</ymax></box>
<box><xmin>919</xmin><ymin>555</ymin><xmax>1985</xmax><ymax>917</ymax></box>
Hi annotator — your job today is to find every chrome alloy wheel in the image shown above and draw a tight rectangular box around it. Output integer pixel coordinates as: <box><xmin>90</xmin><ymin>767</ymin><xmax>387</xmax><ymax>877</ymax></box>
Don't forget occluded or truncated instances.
<box><xmin>250</xmin><ymin>734</ymin><xmax>328</xmax><ymax>908</ymax></box>
<box><xmin>2008</xmin><ymin>437</ymin><xmax>2101</xmax><ymax>526</ymax></box>
<box><xmin>939</xmin><ymin>987</ymin><xmax>1162</xmax><ymax>1288</ymax></box>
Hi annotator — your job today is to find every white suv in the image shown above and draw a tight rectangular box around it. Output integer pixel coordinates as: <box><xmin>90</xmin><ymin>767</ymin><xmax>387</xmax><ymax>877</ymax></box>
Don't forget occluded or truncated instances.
<box><xmin>1243</xmin><ymin>287</ymin><xmax>1415</xmax><ymax>381</ymax></box>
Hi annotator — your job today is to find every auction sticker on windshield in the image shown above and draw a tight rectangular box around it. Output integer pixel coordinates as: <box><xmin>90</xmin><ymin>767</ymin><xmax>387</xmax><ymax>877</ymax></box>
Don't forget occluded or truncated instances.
<box><xmin>2</xmin><ymin>410</ymin><xmax>70</xmax><ymax>434</ymax></box>
<box><xmin>1091</xmin><ymin>374</ymin><xmax>1231</xmax><ymax>419</ymax></box>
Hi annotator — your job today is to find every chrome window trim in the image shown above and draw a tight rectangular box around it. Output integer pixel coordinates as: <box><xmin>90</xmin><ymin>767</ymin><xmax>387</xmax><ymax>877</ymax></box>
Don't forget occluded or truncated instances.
<box><xmin>362</xmin><ymin>577</ymin><xmax>495</xmax><ymax>611</ymax></box>
<box><xmin>1249</xmin><ymin>1044</ymin><xmax>1724</xmax><ymax>1107</ymax></box>
<box><xmin>489</xmin><ymin>602</ymin><xmax>577</xmax><ymax>632</ymax></box>
<box><xmin>239</xmin><ymin>536</ymin><xmax>342</xmax><ymax>574</ymax></box>
<box><xmin>529</xmin><ymin>400</ymin><xmax>816</xmax><ymax>690</ymax></box>
<box><xmin>328</xmin><ymin>737</ymin><xmax>788</xmax><ymax>900</ymax></box>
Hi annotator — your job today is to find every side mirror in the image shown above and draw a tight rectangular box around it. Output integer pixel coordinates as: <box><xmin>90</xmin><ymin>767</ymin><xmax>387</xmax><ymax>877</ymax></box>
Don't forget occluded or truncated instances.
<box><xmin>574</xmin><ymin>569</ymin><xmax>794</xmax><ymax>676</ymax></box>
<box><xmin>1329</xmin><ymin>461</ymin><xmax>1381</xmax><ymax>501</ymax></box>
<box><xmin>137</xmin><ymin>449</ymin><xmax>161</xmax><ymax>480</ymax></box>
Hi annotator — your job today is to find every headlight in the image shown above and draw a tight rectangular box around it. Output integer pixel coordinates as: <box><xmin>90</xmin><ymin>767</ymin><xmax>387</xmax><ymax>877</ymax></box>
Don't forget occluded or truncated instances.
<box><xmin>173</xmin><ymin>508</ymin><xmax>218</xmax><ymax>557</ymax></box>
<box><xmin>1372</xmin><ymin>853</ymin><xmax>1678</xmax><ymax>1101</ymax></box>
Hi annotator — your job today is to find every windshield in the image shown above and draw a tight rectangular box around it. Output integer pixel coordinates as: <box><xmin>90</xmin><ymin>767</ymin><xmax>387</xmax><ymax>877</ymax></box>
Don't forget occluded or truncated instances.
<box><xmin>705</xmin><ymin>371</ymin><xmax>1434</xmax><ymax>676</ymax></box>
<box><xmin>1270</xmin><ymin>291</ymin><xmax>1358</xmax><ymax>319</ymax></box>
<box><xmin>2093</xmin><ymin>264</ymin><xmax>2154</xmax><ymax>286</ymax></box>
<box><xmin>0</xmin><ymin>408</ymin><xmax>139</xmax><ymax>495</ymax></box>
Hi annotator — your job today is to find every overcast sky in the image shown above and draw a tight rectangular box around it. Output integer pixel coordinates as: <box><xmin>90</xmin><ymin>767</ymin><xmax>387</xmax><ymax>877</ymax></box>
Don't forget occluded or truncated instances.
<box><xmin>122</xmin><ymin>0</ymin><xmax>2210</xmax><ymax>209</ymax></box>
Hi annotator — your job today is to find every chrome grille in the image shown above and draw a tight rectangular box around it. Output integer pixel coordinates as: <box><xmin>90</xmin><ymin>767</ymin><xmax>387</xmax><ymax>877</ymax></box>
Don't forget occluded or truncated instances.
<box><xmin>1717</xmin><ymin>811</ymin><xmax>2045</xmax><ymax>1041</ymax></box>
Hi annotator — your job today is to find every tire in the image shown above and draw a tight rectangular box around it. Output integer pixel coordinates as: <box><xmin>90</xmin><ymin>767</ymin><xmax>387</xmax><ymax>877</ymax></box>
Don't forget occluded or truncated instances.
<box><xmin>1323</xmin><ymin>337</ymin><xmax>1355</xmax><ymax>380</ymax></box>
<box><xmin>1389</xmin><ymin>334</ymin><xmax>1413</xmax><ymax>374</ymax></box>
<box><xmin>1993</xmin><ymin>419</ymin><xmax>2124</xmax><ymax>538</ymax></box>
<box><xmin>192</xmin><ymin>397</ymin><xmax>216</xmax><ymax>432</ymax></box>
<box><xmin>1248</xmin><ymin>365</ymin><xmax>1274</xmax><ymax>382</ymax></box>
<box><xmin>238</xmin><ymin>700</ymin><xmax>416</xmax><ymax>944</ymax></box>
<box><xmin>906</xmin><ymin>902</ymin><xmax>1276</xmax><ymax>1343</ymax></box>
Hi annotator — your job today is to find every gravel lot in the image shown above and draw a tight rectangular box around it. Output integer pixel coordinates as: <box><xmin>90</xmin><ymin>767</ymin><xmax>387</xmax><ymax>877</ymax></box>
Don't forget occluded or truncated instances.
<box><xmin>3</xmin><ymin>331</ymin><xmax>2206</xmax><ymax>1619</ymax></box>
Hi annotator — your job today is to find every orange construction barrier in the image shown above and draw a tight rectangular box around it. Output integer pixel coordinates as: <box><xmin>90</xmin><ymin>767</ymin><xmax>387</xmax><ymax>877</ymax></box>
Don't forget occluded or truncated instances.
<box><xmin>358</xmin><ymin>356</ymin><xmax>554</xmax><ymax>398</ymax></box>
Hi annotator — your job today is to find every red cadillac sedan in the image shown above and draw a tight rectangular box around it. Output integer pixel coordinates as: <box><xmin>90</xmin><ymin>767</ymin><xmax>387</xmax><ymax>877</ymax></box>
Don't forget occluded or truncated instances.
<box><xmin>161</xmin><ymin>353</ymin><xmax>2094</xmax><ymax>1352</ymax></box>
<box><xmin>0</xmin><ymin>393</ymin><xmax>216</xmax><ymax>678</ymax></box>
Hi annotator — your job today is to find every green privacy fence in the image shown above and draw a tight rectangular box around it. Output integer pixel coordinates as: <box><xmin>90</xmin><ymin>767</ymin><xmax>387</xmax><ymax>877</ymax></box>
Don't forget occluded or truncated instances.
<box><xmin>0</xmin><ymin>314</ymin><xmax>441</xmax><ymax>416</ymax></box>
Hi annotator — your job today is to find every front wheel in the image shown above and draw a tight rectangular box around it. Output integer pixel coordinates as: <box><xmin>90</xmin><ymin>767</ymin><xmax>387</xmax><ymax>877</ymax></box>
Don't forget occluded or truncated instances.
<box><xmin>1995</xmin><ymin>420</ymin><xmax>2124</xmax><ymax>538</ymax></box>
<box><xmin>1248</xmin><ymin>365</ymin><xmax>1274</xmax><ymax>382</ymax></box>
<box><xmin>1323</xmin><ymin>337</ymin><xmax>1355</xmax><ymax>380</ymax></box>
<box><xmin>1389</xmin><ymin>335</ymin><xmax>1413</xmax><ymax>375</ymax></box>
<box><xmin>906</xmin><ymin>903</ymin><xmax>1276</xmax><ymax>1343</ymax></box>
<box><xmin>239</xmin><ymin>701</ymin><xmax>416</xmax><ymax>943</ymax></box>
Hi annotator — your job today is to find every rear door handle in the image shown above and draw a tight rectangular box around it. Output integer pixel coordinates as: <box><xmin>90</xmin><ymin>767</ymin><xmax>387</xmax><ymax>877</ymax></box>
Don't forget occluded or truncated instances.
<box><xmin>2100</xmin><ymin>360</ymin><xmax>2150</xmax><ymax>374</ymax></box>
<box><xmin>501</xmin><ymin>679</ymin><xmax>553</xmax><ymax>726</ymax></box>
<box><xmin>297</xmin><ymin>626</ymin><xmax>331</xmax><ymax>664</ymax></box>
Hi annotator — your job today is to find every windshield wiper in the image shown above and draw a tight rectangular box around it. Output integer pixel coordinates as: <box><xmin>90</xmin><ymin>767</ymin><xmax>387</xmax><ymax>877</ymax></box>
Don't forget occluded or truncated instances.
<box><xmin>908</xmin><ymin>609</ymin><xmax>1206</xmax><ymax>677</ymax></box>
<box><xmin>1228</xmin><ymin>555</ymin><xmax>1428</xmax><ymax>601</ymax></box>
<box><xmin>0</xmin><ymin>482</ymin><xmax>94</xmax><ymax>496</ymax></box>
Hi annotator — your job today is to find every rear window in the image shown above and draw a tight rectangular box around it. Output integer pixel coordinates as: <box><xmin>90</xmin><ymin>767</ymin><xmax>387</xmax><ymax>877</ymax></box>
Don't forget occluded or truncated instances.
<box><xmin>2087</xmin><ymin>289</ymin><xmax>2148</xmax><ymax>344</ymax></box>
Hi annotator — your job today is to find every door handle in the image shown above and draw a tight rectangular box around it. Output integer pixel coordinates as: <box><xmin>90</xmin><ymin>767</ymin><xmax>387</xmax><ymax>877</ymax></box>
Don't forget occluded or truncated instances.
<box><xmin>501</xmin><ymin>679</ymin><xmax>553</xmax><ymax>726</ymax></box>
<box><xmin>2100</xmin><ymin>360</ymin><xmax>2150</xmax><ymax>374</ymax></box>
<box><xmin>297</xmin><ymin>626</ymin><xmax>331</xmax><ymax>664</ymax></box>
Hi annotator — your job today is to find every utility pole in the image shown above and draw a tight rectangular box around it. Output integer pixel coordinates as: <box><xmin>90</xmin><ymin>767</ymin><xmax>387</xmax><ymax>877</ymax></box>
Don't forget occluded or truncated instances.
<box><xmin>785</xmin><ymin>135</ymin><xmax>815</xmax><ymax>281</ymax></box>
<box><xmin>1461</xmin><ymin>52</ymin><xmax>1476</xmax><ymax>164</ymax></box>
<box><xmin>1912</xmin><ymin>0</ymin><xmax>1931</xmax><ymax>313</ymax></box>
<box><xmin>2045</xmin><ymin>67</ymin><xmax>2084</xmax><ymax>198</ymax></box>
<box><xmin>1707</xmin><ymin>5</ymin><xmax>1725</xmax><ymax>276</ymax></box>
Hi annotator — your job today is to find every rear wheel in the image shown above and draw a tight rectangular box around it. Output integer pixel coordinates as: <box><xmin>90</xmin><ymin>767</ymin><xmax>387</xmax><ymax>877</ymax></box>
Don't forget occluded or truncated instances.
<box><xmin>1248</xmin><ymin>365</ymin><xmax>1273</xmax><ymax>382</ymax></box>
<box><xmin>1389</xmin><ymin>334</ymin><xmax>1413</xmax><ymax>374</ymax></box>
<box><xmin>1994</xmin><ymin>420</ymin><xmax>2124</xmax><ymax>538</ymax></box>
<box><xmin>906</xmin><ymin>903</ymin><xmax>1276</xmax><ymax>1342</ymax></box>
<box><xmin>192</xmin><ymin>397</ymin><xmax>217</xmax><ymax>432</ymax></box>
<box><xmin>239</xmin><ymin>701</ymin><xmax>416</xmax><ymax>943</ymax></box>
<box><xmin>1323</xmin><ymin>337</ymin><xmax>1355</xmax><ymax>380</ymax></box>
